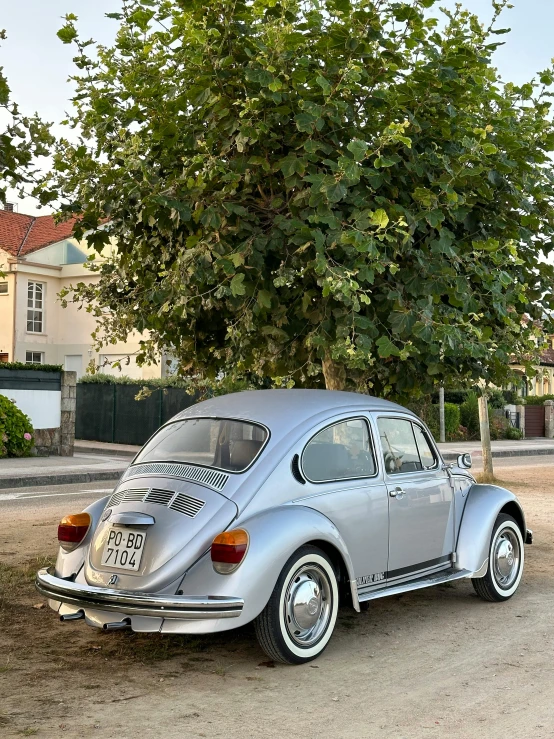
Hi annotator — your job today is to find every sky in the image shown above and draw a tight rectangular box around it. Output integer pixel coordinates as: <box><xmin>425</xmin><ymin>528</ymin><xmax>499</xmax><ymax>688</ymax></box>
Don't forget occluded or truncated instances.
<box><xmin>1</xmin><ymin>0</ymin><xmax>554</xmax><ymax>214</ymax></box>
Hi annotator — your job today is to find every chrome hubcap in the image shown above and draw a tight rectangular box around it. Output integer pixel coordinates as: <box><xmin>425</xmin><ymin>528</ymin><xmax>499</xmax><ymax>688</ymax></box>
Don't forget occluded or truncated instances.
<box><xmin>284</xmin><ymin>564</ymin><xmax>332</xmax><ymax>647</ymax></box>
<box><xmin>493</xmin><ymin>528</ymin><xmax>520</xmax><ymax>589</ymax></box>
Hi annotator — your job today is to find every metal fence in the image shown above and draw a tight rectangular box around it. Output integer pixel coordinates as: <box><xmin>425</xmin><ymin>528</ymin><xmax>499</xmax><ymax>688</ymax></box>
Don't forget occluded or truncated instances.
<box><xmin>76</xmin><ymin>384</ymin><xmax>197</xmax><ymax>446</ymax></box>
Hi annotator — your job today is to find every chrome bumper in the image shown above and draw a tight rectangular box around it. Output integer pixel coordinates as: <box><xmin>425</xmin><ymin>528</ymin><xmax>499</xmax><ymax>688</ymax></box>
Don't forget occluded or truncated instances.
<box><xmin>35</xmin><ymin>568</ymin><xmax>244</xmax><ymax>620</ymax></box>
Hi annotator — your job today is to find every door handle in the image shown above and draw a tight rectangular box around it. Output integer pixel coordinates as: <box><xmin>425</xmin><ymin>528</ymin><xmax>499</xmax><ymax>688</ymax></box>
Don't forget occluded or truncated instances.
<box><xmin>389</xmin><ymin>487</ymin><xmax>405</xmax><ymax>499</ymax></box>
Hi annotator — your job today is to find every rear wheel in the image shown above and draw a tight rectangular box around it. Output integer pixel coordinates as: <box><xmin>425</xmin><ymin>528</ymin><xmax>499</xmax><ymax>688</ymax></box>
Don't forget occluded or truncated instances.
<box><xmin>254</xmin><ymin>545</ymin><xmax>339</xmax><ymax>665</ymax></box>
<box><xmin>472</xmin><ymin>513</ymin><xmax>524</xmax><ymax>602</ymax></box>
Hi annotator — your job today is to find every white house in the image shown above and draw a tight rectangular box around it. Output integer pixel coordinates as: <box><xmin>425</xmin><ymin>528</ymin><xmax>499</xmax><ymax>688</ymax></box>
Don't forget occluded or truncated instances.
<box><xmin>0</xmin><ymin>204</ymin><xmax>168</xmax><ymax>379</ymax></box>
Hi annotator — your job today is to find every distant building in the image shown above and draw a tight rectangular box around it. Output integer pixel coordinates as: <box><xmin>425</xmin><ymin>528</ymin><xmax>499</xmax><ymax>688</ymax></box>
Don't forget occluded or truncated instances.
<box><xmin>0</xmin><ymin>205</ymin><xmax>168</xmax><ymax>379</ymax></box>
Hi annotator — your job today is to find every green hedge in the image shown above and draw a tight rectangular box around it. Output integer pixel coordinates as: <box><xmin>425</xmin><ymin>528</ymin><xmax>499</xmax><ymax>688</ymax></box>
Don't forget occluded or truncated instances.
<box><xmin>78</xmin><ymin>373</ymin><xmax>258</xmax><ymax>398</ymax></box>
<box><xmin>0</xmin><ymin>395</ymin><xmax>34</xmax><ymax>458</ymax></box>
<box><xmin>0</xmin><ymin>362</ymin><xmax>62</xmax><ymax>373</ymax></box>
<box><xmin>79</xmin><ymin>373</ymin><xmax>190</xmax><ymax>387</ymax></box>
<box><xmin>408</xmin><ymin>402</ymin><xmax>461</xmax><ymax>441</ymax></box>
<box><xmin>524</xmin><ymin>394</ymin><xmax>554</xmax><ymax>405</ymax></box>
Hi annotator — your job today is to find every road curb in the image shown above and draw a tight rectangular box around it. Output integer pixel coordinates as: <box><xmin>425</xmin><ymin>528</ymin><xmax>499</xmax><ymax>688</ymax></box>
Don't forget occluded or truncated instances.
<box><xmin>0</xmin><ymin>470</ymin><xmax>123</xmax><ymax>490</ymax></box>
<box><xmin>442</xmin><ymin>448</ymin><xmax>554</xmax><ymax>461</ymax></box>
<box><xmin>74</xmin><ymin>445</ymin><xmax>137</xmax><ymax>458</ymax></box>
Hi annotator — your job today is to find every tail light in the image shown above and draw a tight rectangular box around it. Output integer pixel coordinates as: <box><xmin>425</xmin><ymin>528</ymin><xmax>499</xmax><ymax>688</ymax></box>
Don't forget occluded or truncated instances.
<box><xmin>211</xmin><ymin>529</ymin><xmax>249</xmax><ymax>574</ymax></box>
<box><xmin>58</xmin><ymin>513</ymin><xmax>91</xmax><ymax>551</ymax></box>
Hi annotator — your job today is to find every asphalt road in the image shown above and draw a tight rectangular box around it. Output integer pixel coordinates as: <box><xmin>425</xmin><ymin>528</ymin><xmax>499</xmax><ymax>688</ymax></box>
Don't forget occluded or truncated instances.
<box><xmin>0</xmin><ymin>481</ymin><xmax>115</xmax><ymax>513</ymax></box>
<box><xmin>0</xmin><ymin>453</ymin><xmax>551</xmax><ymax>515</ymax></box>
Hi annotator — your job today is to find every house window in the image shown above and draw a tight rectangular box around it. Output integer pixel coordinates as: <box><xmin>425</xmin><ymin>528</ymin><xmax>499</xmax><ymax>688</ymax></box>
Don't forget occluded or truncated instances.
<box><xmin>0</xmin><ymin>353</ymin><xmax>9</xmax><ymax>362</ymax></box>
<box><xmin>0</xmin><ymin>281</ymin><xmax>8</xmax><ymax>295</ymax></box>
<box><xmin>27</xmin><ymin>281</ymin><xmax>44</xmax><ymax>333</ymax></box>
<box><xmin>26</xmin><ymin>351</ymin><xmax>44</xmax><ymax>364</ymax></box>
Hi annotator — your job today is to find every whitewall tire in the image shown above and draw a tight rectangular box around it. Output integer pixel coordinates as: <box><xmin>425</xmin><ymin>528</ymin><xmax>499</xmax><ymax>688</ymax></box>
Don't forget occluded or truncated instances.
<box><xmin>472</xmin><ymin>514</ymin><xmax>524</xmax><ymax>602</ymax></box>
<box><xmin>254</xmin><ymin>545</ymin><xmax>339</xmax><ymax>664</ymax></box>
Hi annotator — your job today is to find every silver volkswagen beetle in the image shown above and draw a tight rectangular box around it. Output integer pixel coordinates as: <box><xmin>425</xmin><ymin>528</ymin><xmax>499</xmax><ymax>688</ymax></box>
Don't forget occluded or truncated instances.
<box><xmin>36</xmin><ymin>390</ymin><xmax>531</xmax><ymax>664</ymax></box>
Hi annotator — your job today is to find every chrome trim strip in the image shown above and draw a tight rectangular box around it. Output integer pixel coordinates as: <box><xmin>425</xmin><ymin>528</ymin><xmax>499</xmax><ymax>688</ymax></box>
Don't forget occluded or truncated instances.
<box><xmin>358</xmin><ymin>568</ymin><xmax>473</xmax><ymax>603</ymax></box>
<box><xmin>36</xmin><ymin>568</ymin><xmax>243</xmax><ymax>620</ymax></box>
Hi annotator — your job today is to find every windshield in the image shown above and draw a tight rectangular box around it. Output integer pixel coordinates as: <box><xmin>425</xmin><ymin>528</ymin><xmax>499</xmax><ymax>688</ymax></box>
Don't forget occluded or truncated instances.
<box><xmin>134</xmin><ymin>418</ymin><xmax>269</xmax><ymax>472</ymax></box>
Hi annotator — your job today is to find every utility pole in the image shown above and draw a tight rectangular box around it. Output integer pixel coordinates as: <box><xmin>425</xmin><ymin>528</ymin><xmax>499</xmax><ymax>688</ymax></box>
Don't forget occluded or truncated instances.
<box><xmin>439</xmin><ymin>384</ymin><xmax>445</xmax><ymax>443</ymax></box>
<box><xmin>478</xmin><ymin>389</ymin><xmax>494</xmax><ymax>479</ymax></box>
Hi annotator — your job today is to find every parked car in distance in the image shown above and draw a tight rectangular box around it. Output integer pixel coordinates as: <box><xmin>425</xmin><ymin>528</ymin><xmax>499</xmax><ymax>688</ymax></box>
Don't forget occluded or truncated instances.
<box><xmin>36</xmin><ymin>390</ymin><xmax>532</xmax><ymax>664</ymax></box>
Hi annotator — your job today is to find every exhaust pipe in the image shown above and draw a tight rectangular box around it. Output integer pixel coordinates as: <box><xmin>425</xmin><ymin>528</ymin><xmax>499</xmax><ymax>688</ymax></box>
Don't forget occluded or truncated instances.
<box><xmin>102</xmin><ymin>619</ymin><xmax>131</xmax><ymax>631</ymax></box>
<box><xmin>60</xmin><ymin>611</ymin><xmax>84</xmax><ymax>622</ymax></box>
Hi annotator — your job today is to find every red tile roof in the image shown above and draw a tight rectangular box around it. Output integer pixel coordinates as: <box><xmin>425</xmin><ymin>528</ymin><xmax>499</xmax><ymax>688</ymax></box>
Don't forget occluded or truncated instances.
<box><xmin>0</xmin><ymin>210</ymin><xmax>78</xmax><ymax>257</ymax></box>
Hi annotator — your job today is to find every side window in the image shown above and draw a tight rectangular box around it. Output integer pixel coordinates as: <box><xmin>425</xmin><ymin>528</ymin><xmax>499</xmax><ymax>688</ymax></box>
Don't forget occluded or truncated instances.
<box><xmin>378</xmin><ymin>417</ymin><xmax>422</xmax><ymax>475</ymax></box>
<box><xmin>302</xmin><ymin>418</ymin><xmax>376</xmax><ymax>482</ymax></box>
<box><xmin>412</xmin><ymin>424</ymin><xmax>437</xmax><ymax>469</ymax></box>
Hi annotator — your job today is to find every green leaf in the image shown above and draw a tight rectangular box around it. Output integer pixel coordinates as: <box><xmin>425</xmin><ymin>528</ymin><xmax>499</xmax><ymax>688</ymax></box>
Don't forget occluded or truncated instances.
<box><xmin>315</xmin><ymin>75</ymin><xmax>332</xmax><ymax>95</ymax></box>
<box><xmin>257</xmin><ymin>289</ymin><xmax>272</xmax><ymax>309</ymax></box>
<box><xmin>425</xmin><ymin>209</ymin><xmax>444</xmax><ymax>228</ymax></box>
<box><xmin>482</xmin><ymin>143</ymin><xmax>498</xmax><ymax>155</ymax></box>
<box><xmin>323</xmin><ymin>181</ymin><xmax>347</xmax><ymax>203</ymax></box>
<box><xmin>375</xmin><ymin>156</ymin><xmax>397</xmax><ymax>168</ymax></box>
<box><xmin>230</xmin><ymin>273</ymin><xmax>246</xmax><ymax>297</ymax></box>
<box><xmin>347</xmin><ymin>139</ymin><xmax>368</xmax><ymax>162</ymax></box>
<box><xmin>376</xmin><ymin>337</ymin><xmax>400</xmax><ymax>358</ymax></box>
<box><xmin>294</xmin><ymin>113</ymin><xmax>315</xmax><ymax>132</ymax></box>
<box><xmin>57</xmin><ymin>24</ymin><xmax>78</xmax><ymax>44</ymax></box>
<box><xmin>370</xmin><ymin>209</ymin><xmax>389</xmax><ymax>229</ymax></box>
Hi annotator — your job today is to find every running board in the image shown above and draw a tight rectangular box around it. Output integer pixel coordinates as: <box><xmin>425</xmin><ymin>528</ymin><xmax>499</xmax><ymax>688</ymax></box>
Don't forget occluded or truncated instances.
<box><xmin>358</xmin><ymin>568</ymin><xmax>473</xmax><ymax>603</ymax></box>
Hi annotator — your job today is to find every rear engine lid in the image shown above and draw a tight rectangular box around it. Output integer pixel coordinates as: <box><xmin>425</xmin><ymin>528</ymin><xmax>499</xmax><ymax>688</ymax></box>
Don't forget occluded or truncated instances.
<box><xmin>85</xmin><ymin>477</ymin><xmax>238</xmax><ymax>591</ymax></box>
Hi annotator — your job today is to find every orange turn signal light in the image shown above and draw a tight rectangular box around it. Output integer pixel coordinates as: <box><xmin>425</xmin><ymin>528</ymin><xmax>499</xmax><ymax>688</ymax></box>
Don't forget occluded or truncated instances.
<box><xmin>58</xmin><ymin>513</ymin><xmax>91</xmax><ymax>551</ymax></box>
<box><xmin>211</xmin><ymin>529</ymin><xmax>249</xmax><ymax>574</ymax></box>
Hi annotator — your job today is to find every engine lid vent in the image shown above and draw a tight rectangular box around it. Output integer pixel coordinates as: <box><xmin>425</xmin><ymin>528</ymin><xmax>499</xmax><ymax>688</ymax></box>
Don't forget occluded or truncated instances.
<box><xmin>122</xmin><ymin>462</ymin><xmax>229</xmax><ymax>492</ymax></box>
<box><xmin>169</xmin><ymin>493</ymin><xmax>205</xmax><ymax>518</ymax></box>
<box><xmin>144</xmin><ymin>488</ymin><xmax>174</xmax><ymax>506</ymax></box>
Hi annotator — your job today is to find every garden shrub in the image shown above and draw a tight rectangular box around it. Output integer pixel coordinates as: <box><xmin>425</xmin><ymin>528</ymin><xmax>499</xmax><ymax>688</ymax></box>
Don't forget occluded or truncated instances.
<box><xmin>488</xmin><ymin>389</ymin><xmax>508</xmax><ymax>409</ymax></box>
<box><xmin>0</xmin><ymin>395</ymin><xmax>34</xmax><ymax>458</ymax></box>
<box><xmin>505</xmin><ymin>425</ymin><xmax>524</xmax><ymax>440</ymax></box>
<box><xmin>460</xmin><ymin>391</ymin><xmax>480</xmax><ymax>440</ymax></box>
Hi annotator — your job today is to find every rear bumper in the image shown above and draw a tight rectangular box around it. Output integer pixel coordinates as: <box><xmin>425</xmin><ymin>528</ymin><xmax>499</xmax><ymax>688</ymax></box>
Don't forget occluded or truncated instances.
<box><xmin>35</xmin><ymin>568</ymin><xmax>244</xmax><ymax>620</ymax></box>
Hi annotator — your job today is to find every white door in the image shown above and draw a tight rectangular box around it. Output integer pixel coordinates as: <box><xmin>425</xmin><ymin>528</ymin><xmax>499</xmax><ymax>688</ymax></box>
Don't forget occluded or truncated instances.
<box><xmin>64</xmin><ymin>354</ymin><xmax>83</xmax><ymax>378</ymax></box>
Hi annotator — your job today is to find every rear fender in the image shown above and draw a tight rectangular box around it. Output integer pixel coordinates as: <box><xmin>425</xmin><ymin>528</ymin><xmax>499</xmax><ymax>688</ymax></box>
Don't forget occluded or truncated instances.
<box><xmin>456</xmin><ymin>484</ymin><xmax>526</xmax><ymax>575</ymax></box>
<box><xmin>55</xmin><ymin>496</ymin><xmax>109</xmax><ymax>578</ymax></box>
<box><xmin>180</xmin><ymin>505</ymin><xmax>356</xmax><ymax>625</ymax></box>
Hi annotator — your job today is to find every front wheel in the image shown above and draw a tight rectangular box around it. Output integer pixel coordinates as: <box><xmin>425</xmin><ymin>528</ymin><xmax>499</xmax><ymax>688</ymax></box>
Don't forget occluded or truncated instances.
<box><xmin>254</xmin><ymin>545</ymin><xmax>339</xmax><ymax>665</ymax></box>
<box><xmin>472</xmin><ymin>513</ymin><xmax>524</xmax><ymax>602</ymax></box>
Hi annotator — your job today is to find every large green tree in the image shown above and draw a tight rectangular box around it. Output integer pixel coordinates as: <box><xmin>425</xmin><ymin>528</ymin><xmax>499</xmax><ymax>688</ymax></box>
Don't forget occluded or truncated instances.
<box><xmin>0</xmin><ymin>31</ymin><xmax>53</xmax><ymax>208</ymax></box>
<box><xmin>54</xmin><ymin>0</ymin><xmax>554</xmax><ymax>396</ymax></box>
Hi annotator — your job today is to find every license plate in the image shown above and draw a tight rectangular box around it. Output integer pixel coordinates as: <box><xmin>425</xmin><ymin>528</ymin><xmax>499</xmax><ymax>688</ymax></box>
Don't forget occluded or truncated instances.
<box><xmin>101</xmin><ymin>527</ymin><xmax>146</xmax><ymax>572</ymax></box>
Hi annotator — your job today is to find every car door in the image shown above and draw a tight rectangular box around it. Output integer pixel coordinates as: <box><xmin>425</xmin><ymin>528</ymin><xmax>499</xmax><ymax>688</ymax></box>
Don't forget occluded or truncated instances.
<box><xmin>373</xmin><ymin>414</ymin><xmax>454</xmax><ymax>583</ymax></box>
<box><xmin>299</xmin><ymin>416</ymin><xmax>389</xmax><ymax>594</ymax></box>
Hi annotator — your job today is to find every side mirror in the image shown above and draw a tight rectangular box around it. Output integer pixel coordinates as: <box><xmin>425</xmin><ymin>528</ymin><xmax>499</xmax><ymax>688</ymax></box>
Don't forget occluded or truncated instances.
<box><xmin>457</xmin><ymin>453</ymin><xmax>472</xmax><ymax>470</ymax></box>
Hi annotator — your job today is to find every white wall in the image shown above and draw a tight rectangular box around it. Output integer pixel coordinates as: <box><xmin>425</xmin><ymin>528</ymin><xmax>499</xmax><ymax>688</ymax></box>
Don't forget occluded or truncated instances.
<box><xmin>0</xmin><ymin>389</ymin><xmax>61</xmax><ymax>429</ymax></box>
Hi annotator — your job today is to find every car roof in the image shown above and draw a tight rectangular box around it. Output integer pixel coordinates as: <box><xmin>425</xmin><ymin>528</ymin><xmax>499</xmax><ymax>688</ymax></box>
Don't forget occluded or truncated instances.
<box><xmin>173</xmin><ymin>389</ymin><xmax>411</xmax><ymax>429</ymax></box>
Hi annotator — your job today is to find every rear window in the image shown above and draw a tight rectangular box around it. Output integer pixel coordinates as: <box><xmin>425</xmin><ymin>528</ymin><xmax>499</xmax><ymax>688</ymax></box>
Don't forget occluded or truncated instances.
<box><xmin>134</xmin><ymin>418</ymin><xmax>268</xmax><ymax>472</ymax></box>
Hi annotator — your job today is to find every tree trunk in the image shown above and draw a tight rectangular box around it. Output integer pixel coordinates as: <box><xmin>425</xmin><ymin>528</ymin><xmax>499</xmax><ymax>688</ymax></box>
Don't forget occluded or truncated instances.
<box><xmin>478</xmin><ymin>393</ymin><xmax>494</xmax><ymax>478</ymax></box>
<box><xmin>322</xmin><ymin>355</ymin><xmax>346</xmax><ymax>390</ymax></box>
<box><xmin>439</xmin><ymin>385</ymin><xmax>445</xmax><ymax>443</ymax></box>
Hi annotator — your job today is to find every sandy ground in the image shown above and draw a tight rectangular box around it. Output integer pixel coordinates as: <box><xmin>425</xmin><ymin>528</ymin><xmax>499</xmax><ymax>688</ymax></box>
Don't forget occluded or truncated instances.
<box><xmin>1</xmin><ymin>464</ymin><xmax>554</xmax><ymax>739</ymax></box>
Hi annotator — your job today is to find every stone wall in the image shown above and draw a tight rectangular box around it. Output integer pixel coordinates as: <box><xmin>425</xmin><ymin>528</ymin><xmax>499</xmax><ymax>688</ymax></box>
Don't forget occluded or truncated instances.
<box><xmin>60</xmin><ymin>371</ymin><xmax>76</xmax><ymax>457</ymax></box>
<box><xmin>32</xmin><ymin>427</ymin><xmax>61</xmax><ymax>456</ymax></box>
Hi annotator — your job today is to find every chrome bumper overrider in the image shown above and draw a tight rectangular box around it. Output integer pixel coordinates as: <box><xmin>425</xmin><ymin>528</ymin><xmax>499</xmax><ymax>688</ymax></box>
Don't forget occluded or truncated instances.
<box><xmin>35</xmin><ymin>568</ymin><xmax>244</xmax><ymax>619</ymax></box>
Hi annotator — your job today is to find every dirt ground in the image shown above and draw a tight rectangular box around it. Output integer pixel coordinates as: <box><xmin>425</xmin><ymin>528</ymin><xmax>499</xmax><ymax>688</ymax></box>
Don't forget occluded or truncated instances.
<box><xmin>1</xmin><ymin>465</ymin><xmax>554</xmax><ymax>739</ymax></box>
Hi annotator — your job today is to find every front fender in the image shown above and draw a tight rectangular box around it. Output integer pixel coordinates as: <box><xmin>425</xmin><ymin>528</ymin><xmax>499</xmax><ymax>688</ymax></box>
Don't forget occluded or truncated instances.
<box><xmin>180</xmin><ymin>504</ymin><xmax>356</xmax><ymax>627</ymax></box>
<box><xmin>55</xmin><ymin>496</ymin><xmax>110</xmax><ymax>578</ymax></box>
<box><xmin>456</xmin><ymin>484</ymin><xmax>525</xmax><ymax>575</ymax></box>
